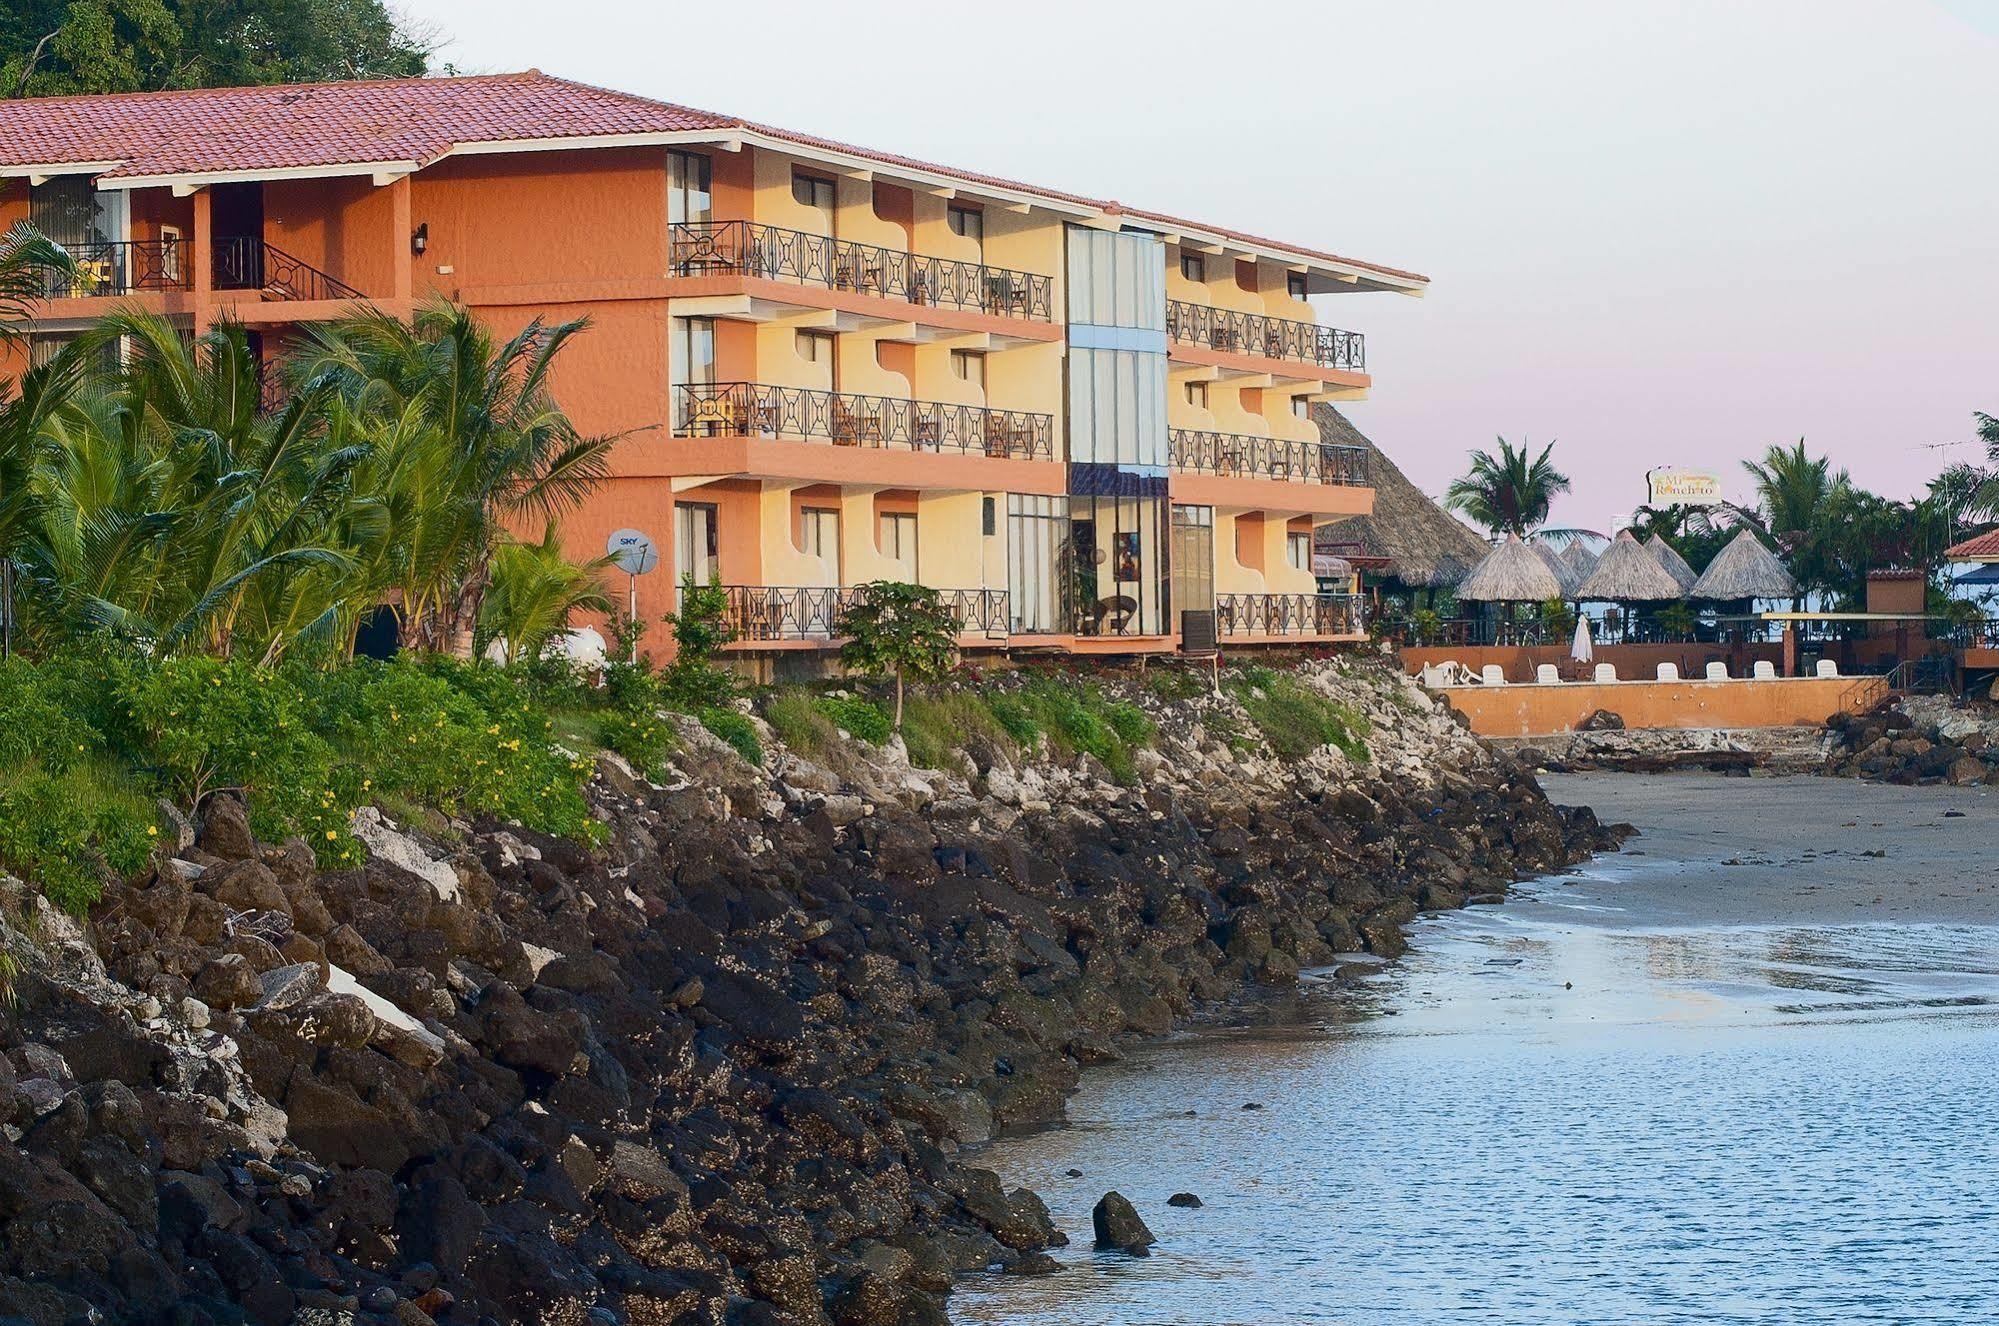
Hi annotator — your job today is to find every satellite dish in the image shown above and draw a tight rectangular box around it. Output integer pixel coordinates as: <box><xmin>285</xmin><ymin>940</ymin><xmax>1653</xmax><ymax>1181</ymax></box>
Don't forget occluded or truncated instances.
<box><xmin>606</xmin><ymin>529</ymin><xmax>659</xmax><ymax>577</ymax></box>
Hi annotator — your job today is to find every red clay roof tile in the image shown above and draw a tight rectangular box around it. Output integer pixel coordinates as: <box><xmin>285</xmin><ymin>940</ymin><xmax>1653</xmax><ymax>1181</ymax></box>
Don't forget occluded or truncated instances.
<box><xmin>1946</xmin><ymin>527</ymin><xmax>1999</xmax><ymax>560</ymax></box>
<box><xmin>0</xmin><ymin>71</ymin><xmax>1426</xmax><ymax>285</ymax></box>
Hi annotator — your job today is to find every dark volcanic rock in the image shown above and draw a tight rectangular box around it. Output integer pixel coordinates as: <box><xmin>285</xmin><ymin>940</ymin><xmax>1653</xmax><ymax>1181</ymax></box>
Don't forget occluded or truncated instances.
<box><xmin>1091</xmin><ymin>1191</ymin><xmax>1155</xmax><ymax>1253</ymax></box>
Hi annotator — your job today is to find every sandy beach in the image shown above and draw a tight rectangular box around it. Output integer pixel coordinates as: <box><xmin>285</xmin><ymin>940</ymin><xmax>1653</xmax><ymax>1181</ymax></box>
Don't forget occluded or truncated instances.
<box><xmin>1541</xmin><ymin>771</ymin><xmax>1999</xmax><ymax>925</ymax></box>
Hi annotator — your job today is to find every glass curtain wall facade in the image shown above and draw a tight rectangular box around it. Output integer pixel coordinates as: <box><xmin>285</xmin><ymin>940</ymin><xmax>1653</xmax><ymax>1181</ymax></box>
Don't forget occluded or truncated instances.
<box><xmin>1007</xmin><ymin>495</ymin><xmax>1071</xmax><ymax>633</ymax></box>
<box><xmin>1065</xmin><ymin>227</ymin><xmax>1170</xmax><ymax>635</ymax></box>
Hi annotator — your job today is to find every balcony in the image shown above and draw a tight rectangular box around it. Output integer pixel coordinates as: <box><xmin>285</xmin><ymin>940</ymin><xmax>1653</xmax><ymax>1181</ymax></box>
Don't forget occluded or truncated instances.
<box><xmin>1165</xmin><ymin>300</ymin><xmax>1364</xmax><ymax>372</ymax></box>
<box><xmin>212</xmin><ymin>237</ymin><xmax>361</xmax><ymax>303</ymax></box>
<box><xmin>1216</xmin><ymin>592</ymin><xmax>1365</xmax><ymax>638</ymax></box>
<box><xmin>716</xmin><ymin>585</ymin><xmax>1010</xmax><ymax>643</ymax></box>
<box><xmin>1169</xmin><ymin>430</ymin><xmax>1369</xmax><ymax>485</ymax></box>
<box><xmin>670</xmin><ymin>221</ymin><xmax>1053</xmax><ymax>322</ymax></box>
<box><xmin>35</xmin><ymin>239</ymin><xmax>191</xmax><ymax>298</ymax></box>
<box><xmin>675</xmin><ymin>382</ymin><xmax>1054</xmax><ymax>461</ymax></box>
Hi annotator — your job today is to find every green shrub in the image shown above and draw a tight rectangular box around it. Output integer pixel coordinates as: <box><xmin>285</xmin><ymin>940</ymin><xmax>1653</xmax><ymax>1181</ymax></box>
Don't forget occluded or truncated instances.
<box><xmin>0</xmin><ymin>761</ymin><xmax>159</xmax><ymax>915</ymax></box>
<box><xmin>1144</xmin><ymin>665</ymin><xmax>1208</xmax><ymax>703</ymax></box>
<box><xmin>1224</xmin><ymin>666</ymin><xmax>1372</xmax><ymax>762</ymax></box>
<box><xmin>901</xmin><ymin>691</ymin><xmax>1015</xmax><ymax>770</ymax></box>
<box><xmin>763</xmin><ymin>687</ymin><xmax>836</xmax><ymax>756</ymax></box>
<box><xmin>0</xmin><ymin>658</ymin><xmax>104</xmax><ymax>773</ymax></box>
<box><xmin>699</xmin><ymin>707</ymin><xmax>763</xmax><ymax>765</ymax></box>
<box><xmin>983</xmin><ymin>694</ymin><xmax>1042</xmax><ymax>747</ymax></box>
<box><xmin>986</xmin><ymin>674</ymin><xmax>1154</xmax><ymax>783</ymax></box>
<box><xmin>818</xmin><ymin>695</ymin><xmax>891</xmax><ymax>744</ymax></box>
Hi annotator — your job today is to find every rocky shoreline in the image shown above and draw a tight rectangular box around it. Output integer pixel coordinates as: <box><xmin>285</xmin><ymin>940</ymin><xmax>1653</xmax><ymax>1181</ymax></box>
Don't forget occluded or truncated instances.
<box><xmin>0</xmin><ymin>659</ymin><xmax>1620</xmax><ymax>1326</ymax></box>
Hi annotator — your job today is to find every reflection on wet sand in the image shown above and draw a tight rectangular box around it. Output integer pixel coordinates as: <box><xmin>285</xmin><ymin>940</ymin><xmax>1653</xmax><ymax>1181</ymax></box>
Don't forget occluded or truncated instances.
<box><xmin>953</xmin><ymin>779</ymin><xmax>1999</xmax><ymax>1326</ymax></box>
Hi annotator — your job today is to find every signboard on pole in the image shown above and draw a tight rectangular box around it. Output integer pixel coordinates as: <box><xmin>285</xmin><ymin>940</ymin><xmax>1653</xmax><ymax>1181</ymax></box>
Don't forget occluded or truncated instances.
<box><xmin>1647</xmin><ymin>468</ymin><xmax>1723</xmax><ymax>507</ymax></box>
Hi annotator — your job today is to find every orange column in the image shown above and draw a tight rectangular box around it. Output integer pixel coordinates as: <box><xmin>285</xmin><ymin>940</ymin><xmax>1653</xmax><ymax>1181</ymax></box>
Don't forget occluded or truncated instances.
<box><xmin>190</xmin><ymin>188</ymin><xmax>213</xmax><ymax>334</ymax></box>
<box><xmin>388</xmin><ymin>175</ymin><xmax>412</xmax><ymax>312</ymax></box>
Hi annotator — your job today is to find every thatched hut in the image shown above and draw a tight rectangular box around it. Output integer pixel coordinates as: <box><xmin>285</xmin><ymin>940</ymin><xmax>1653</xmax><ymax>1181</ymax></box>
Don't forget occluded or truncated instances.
<box><xmin>1645</xmin><ymin>534</ymin><xmax>1698</xmax><ymax>592</ymax></box>
<box><xmin>1312</xmin><ymin>407</ymin><xmax>1489</xmax><ymax>593</ymax></box>
<box><xmin>1533</xmin><ymin>539</ymin><xmax>1583</xmax><ymax>597</ymax></box>
<box><xmin>1575</xmin><ymin>530</ymin><xmax>1684</xmax><ymax>602</ymax></box>
<box><xmin>1456</xmin><ymin>534</ymin><xmax>1565</xmax><ymax>603</ymax></box>
<box><xmin>1559</xmin><ymin>538</ymin><xmax>1598</xmax><ymax>585</ymax></box>
<box><xmin>1690</xmin><ymin>529</ymin><xmax>1797</xmax><ymax>601</ymax></box>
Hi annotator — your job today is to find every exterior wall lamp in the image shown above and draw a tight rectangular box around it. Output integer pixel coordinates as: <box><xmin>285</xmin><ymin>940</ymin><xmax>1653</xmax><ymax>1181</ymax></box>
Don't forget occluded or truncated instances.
<box><xmin>411</xmin><ymin>223</ymin><xmax>428</xmax><ymax>255</ymax></box>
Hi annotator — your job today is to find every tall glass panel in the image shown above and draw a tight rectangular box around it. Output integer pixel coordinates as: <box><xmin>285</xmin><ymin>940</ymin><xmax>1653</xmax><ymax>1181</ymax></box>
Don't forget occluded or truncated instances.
<box><xmin>1171</xmin><ymin>505</ymin><xmax>1215</xmax><ymax>617</ymax></box>
<box><xmin>667</xmin><ymin>151</ymin><xmax>712</xmax><ymax>225</ymax></box>
<box><xmin>1007</xmin><ymin>495</ymin><xmax>1071</xmax><ymax>633</ymax></box>
<box><xmin>1070</xmin><ymin>491</ymin><xmax>1168</xmax><ymax>636</ymax></box>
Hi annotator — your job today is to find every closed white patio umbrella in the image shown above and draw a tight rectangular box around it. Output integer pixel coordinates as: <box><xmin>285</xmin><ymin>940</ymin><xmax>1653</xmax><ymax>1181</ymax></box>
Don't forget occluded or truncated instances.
<box><xmin>1571</xmin><ymin>613</ymin><xmax>1594</xmax><ymax>662</ymax></box>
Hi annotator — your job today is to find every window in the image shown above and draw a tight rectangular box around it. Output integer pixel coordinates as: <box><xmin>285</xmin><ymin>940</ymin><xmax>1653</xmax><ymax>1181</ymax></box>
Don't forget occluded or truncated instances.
<box><xmin>795</xmin><ymin>330</ymin><xmax>832</xmax><ymax>364</ymax></box>
<box><xmin>1007</xmin><ymin>494</ymin><xmax>1071</xmax><ymax>633</ymax></box>
<box><xmin>950</xmin><ymin>349</ymin><xmax>986</xmax><ymax>390</ymax></box>
<box><xmin>671</xmin><ymin>317</ymin><xmax>716</xmax><ymax>388</ymax></box>
<box><xmin>1292</xmin><ymin>396</ymin><xmax>1311</xmax><ymax>421</ymax></box>
<box><xmin>1288</xmin><ymin>531</ymin><xmax>1312</xmax><ymax>572</ymax></box>
<box><xmin>1179</xmin><ymin>252</ymin><xmax>1204</xmax><ymax>283</ymax></box>
<box><xmin>982</xmin><ymin>495</ymin><xmax>997</xmax><ymax>537</ymax></box>
<box><xmin>1171</xmin><ymin>505</ymin><xmax>1216</xmax><ymax>617</ymax></box>
<box><xmin>1184</xmin><ymin>381</ymin><xmax>1208</xmax><ymax>409</ymax></box>
<box><xmin>668</xmin><ymin>151</ymin><xmax>712</xmax><ymax>226</ymax></box>
<box><xmin>1287</xmin><ymin>271</ymin><xmax>1310</xmax><ymax>301</ymax></box>
<box><xmin>791</xmin><ymin>170</ymin><xmax>835</xmax><ymax>212</ymax></box>
<box><xmin>799</xmin><ymin>507</ymin><xmax>840</xmax><ymax>567</ymax></box>
<box><xmin>880</xmin><ymin>512</ymin><xmax>918</xmax><ymax>572</ymax></box>
<box><xmin>675</xmin><ymin>503</ymin><xmax>720</xmax><ymax>586</ymax></box>
<box><xmin>158</xmin><ymin>225</ymin><xmax>184</xmax><ymax>282</ymax></box>
<box><xmin>1067</xmin><ymin>226</ymin><xmax>1167</xmax><ymax>330</ymax></box>
<box><xmin>948</xmin><ymin>204</ymin><xmax>984</xmax><ymax>257</ymax></box>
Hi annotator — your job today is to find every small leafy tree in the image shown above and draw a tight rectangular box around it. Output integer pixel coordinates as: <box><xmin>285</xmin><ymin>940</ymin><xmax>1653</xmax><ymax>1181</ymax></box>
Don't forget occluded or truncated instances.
<box><xmin>838</xmin><ymin>582</ymin><xmax>960</xmax><ymax>729</ymax></box>
<box><xmin>1538</xmin><ymin>597</ymin><xmax>1576</xmax><ymax>640</ymax></box>
<box><xmin>476</xmin><ymin>524</ymin><xmax>613</xmax><ymax>666</ymax></box>
<box><xmin>660</xmin><ymin>572</ymin><xmax>737</xmax><ymax>710</ymax></box>
<box><xmin>1659</xmin><ymin>599</ymin><xmax>1696</xmax><ymax>641</ymax></box>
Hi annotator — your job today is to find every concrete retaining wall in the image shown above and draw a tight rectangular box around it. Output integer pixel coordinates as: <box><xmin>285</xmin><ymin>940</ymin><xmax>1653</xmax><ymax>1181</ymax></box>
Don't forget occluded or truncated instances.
<box><xmin>1433</xmin><ymin>675</ymin><xmax>1883</xmax><ymax>738</ymax></box>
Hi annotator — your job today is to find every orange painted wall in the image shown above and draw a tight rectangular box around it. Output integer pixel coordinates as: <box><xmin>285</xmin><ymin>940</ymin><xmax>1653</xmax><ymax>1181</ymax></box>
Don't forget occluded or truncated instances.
<box><xmin>1436</xmin><ymin>676</ymin><xmax>1872</xmax><ymax>738</ymax></box>
<box><xmin>264</xmin><ymin>176</ymin><xmax>400</xmax><ymax>298</ymax></box>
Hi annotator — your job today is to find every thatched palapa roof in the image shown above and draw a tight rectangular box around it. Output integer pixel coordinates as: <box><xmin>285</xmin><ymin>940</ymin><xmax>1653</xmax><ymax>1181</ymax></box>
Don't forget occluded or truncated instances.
<box><xmin>1644</xmin><ymin>534</ymin><xmax>1698</xmax><ymax>592</ymax></box>
<box><xmin>1689</xmin><ymin>529</ymin><xmax>1798</xmax><ymax>601</ymax></box>
<box><xmin>1311</xmin><ymin>407</ymin><xmax>1489</xmax><ymax>588</ymax></box>
<box><xmin>1532</xmin><ymin>539</ymin><xmax>1583</xmax><ymax>596</ymax></box>
<box><xmin>1456</xmin><ymin>534</ymin><xmax>1565</xmax><ymax>603</ymax></box>
<box><xmin>1575</xmin><ymin>530</ymin><xmax>1684</xmax><ymax>601</ymax></box>
<box><xmin>1559</xmin><ymin>539</ymin><xmax>1599</xmax><ymax>583</ymax></box>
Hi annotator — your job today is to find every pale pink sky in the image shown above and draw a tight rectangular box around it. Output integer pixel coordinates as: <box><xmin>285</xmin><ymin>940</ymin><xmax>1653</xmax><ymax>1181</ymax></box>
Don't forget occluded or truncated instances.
<box><xmin>409</xmin><ymin>0</ymin><xmax>1999</xmax><ymax>530</ymax></box>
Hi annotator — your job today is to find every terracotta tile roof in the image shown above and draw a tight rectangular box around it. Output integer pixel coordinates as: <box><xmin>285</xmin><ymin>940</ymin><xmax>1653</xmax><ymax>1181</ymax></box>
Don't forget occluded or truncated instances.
<box><xmin>1946</xmin><ymin>527</ymin><xmax>1999</xmax><ymax>561</ymax></box>
<box><xmin>0</xmin><ymin>71</ymin><xmax>1427</xmax><ymax>285</ymax></box>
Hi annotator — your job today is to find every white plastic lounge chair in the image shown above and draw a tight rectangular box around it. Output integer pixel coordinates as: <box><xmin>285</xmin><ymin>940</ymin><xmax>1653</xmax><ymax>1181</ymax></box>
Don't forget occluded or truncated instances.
<box><xmin>1480</xmin><ymin>664</ymin><xmax>1507</xmax><ymax>686</ymax></box>
<box><xmin>1815</xmin><ymin>659</ymin><xmax>1838</xmax><ymax>678</ymax></box>
<box><xmin>1656</xmin><ymin>662</ymin><xmax>1680</xmax><ymax>681</ymax></box>
<box><xmin>1705</xmin><ymin>661</ymin><xmax>1728</xmax><ymax>681</ymax></box>
<box><xmin>1752</xmin><ymin>660</ymin><xmax>1777</xmax><ymax>680</ymax></box>
<box><xmin>1535</xmin><ymin>664</ymin><xmax>1560</xmax><ymax>684</ymax></box>
<box><xmin>1593</xmin><ymin>663</ymin><xmax>1617</xmax><ymax>683</ymax></box>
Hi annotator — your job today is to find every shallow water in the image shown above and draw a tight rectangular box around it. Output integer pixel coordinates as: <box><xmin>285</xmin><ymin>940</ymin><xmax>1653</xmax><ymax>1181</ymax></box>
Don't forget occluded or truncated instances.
<box><xmin>953</xmin><ymin>802</ymin><xmax>1999</xmax><ymax>1325</ymax></box>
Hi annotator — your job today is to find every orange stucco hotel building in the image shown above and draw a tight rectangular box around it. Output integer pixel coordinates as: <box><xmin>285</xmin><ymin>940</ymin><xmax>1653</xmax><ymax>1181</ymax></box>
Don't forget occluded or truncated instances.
<box><xmin>0</xmin><ymin>72</ymin><xmax>1427</xmax><ymax>660</ymax></box>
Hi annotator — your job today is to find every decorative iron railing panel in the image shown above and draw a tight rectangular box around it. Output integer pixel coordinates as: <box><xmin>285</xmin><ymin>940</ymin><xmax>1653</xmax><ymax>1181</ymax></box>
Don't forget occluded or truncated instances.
<box><xmin>1165</xmin><ymin>299</ymin><xmax>1365</xmax><ymax>372</ymax></box>
<box><xmin>716</xmin><ymin>585</ymin><xmax>1010</xmax><ymax>642</ymax></box>
<box><xmin>676</xmin><ymin>381</ymin><xmax>1054</xmax><ymax>461</ymax></box>
<box><xmin>670</xmin><ymin>221</ymin><xmax>1053</xmax><ymax>322</ymax></box>
<box><xmin>37</xmin><ymin>239</ymin><xmax>191</xmax><ymax>297</ymax></box>
<box><xmin>1168</xmin><ymin>429</ymin><xmax>1369</xmax><ymax>485</ymax></box>
<box><xmin>1215</xmin><ymin>592</ymin><xmax>1365</xmax><ymax>637</ymax></box>
<box><xmin>213</xmin><ymin>237</ymin><xmax>362</xmax><ymax>302</ymax></box>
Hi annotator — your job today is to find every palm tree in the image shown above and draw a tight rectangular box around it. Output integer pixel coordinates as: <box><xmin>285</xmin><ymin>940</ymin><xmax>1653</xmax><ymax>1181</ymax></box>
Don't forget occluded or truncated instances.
<box><xmin>298</xmin><ymin>301</ymin><xmax>615</xmax><ymax>655</ymax></box>
<box><xmin>477</xmin><ymin>524</ymin><xmax>614</xmax><ymax>665</ymax></box>
<box><xmin>1742</xmin><ymin>439</ymin><xmax>1848</xmax><ymax>543</ymax></box>
<box><xmin>1445</xmin><ymin>436</ymin><xmax>1570</xmax><ymax>538</ymax></box>
<box><xmin>0</xmin><ymin>221</ymin><xmax>69</xmax><ymax>351</ymax></box>
<box><xmin>15</xmin><ymin>311</ymin><xmax>360</xmax><ymax>660</ymax></box>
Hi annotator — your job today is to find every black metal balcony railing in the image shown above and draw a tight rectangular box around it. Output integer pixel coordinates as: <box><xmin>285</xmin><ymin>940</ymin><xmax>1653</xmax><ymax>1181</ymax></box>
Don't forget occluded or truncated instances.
<box><xmin>715</xmin><ymin>585</ymin><xmax>1010</xmax><ymax>643</ymax></box>
<box><xmin>213</xmin><ymin>236</ymin><xmax>362</xmax><ymax>302</ymax></box>
<box><xmin>37</xmin><ymin>238</ymin><xmax>192</xmax><ymax>298</ymax></box>
<box><xmin>1216</xmin><ymin>592</ymin><xmax>1365</xmax><ymax>638</ymax></box>
<box><xmin>1169</xmin><ymin>429</ymin><xmax>1369</xmax><ymax>486</ymax></box>
<box><xmin>676</xmin><ymin>381</ymin><xmax>1055</xmax><ymax>461</ymax></box>
<box><xmin>1166</xmin><ymin>300</ymin><xmax>1365</xmax><ymax>372</ymax></box>
<box><xmin>671</xmin><ymin>221</ymin><xmax>1054</xmax><ymax>322</ymax></box>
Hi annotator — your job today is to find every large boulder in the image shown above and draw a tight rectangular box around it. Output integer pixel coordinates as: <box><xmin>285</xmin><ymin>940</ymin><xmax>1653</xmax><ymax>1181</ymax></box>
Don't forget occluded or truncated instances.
<box><xmin>1091</xmin><ymin>1191</ymin><xmax>1155</xmax><ymax>1254</ymax></box>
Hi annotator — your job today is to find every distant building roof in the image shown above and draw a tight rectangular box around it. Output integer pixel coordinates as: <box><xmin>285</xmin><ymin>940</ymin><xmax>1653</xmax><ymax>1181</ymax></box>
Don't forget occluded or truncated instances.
<box><xmin>0</xmin><ymin>71</ymin><xmax>1428</xmax><ymax>289</ymax></box>
<box><xmin>1944</xmin><ymin>527</ymin><xmax>1999</xmax><ymax>562</ymax></box>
